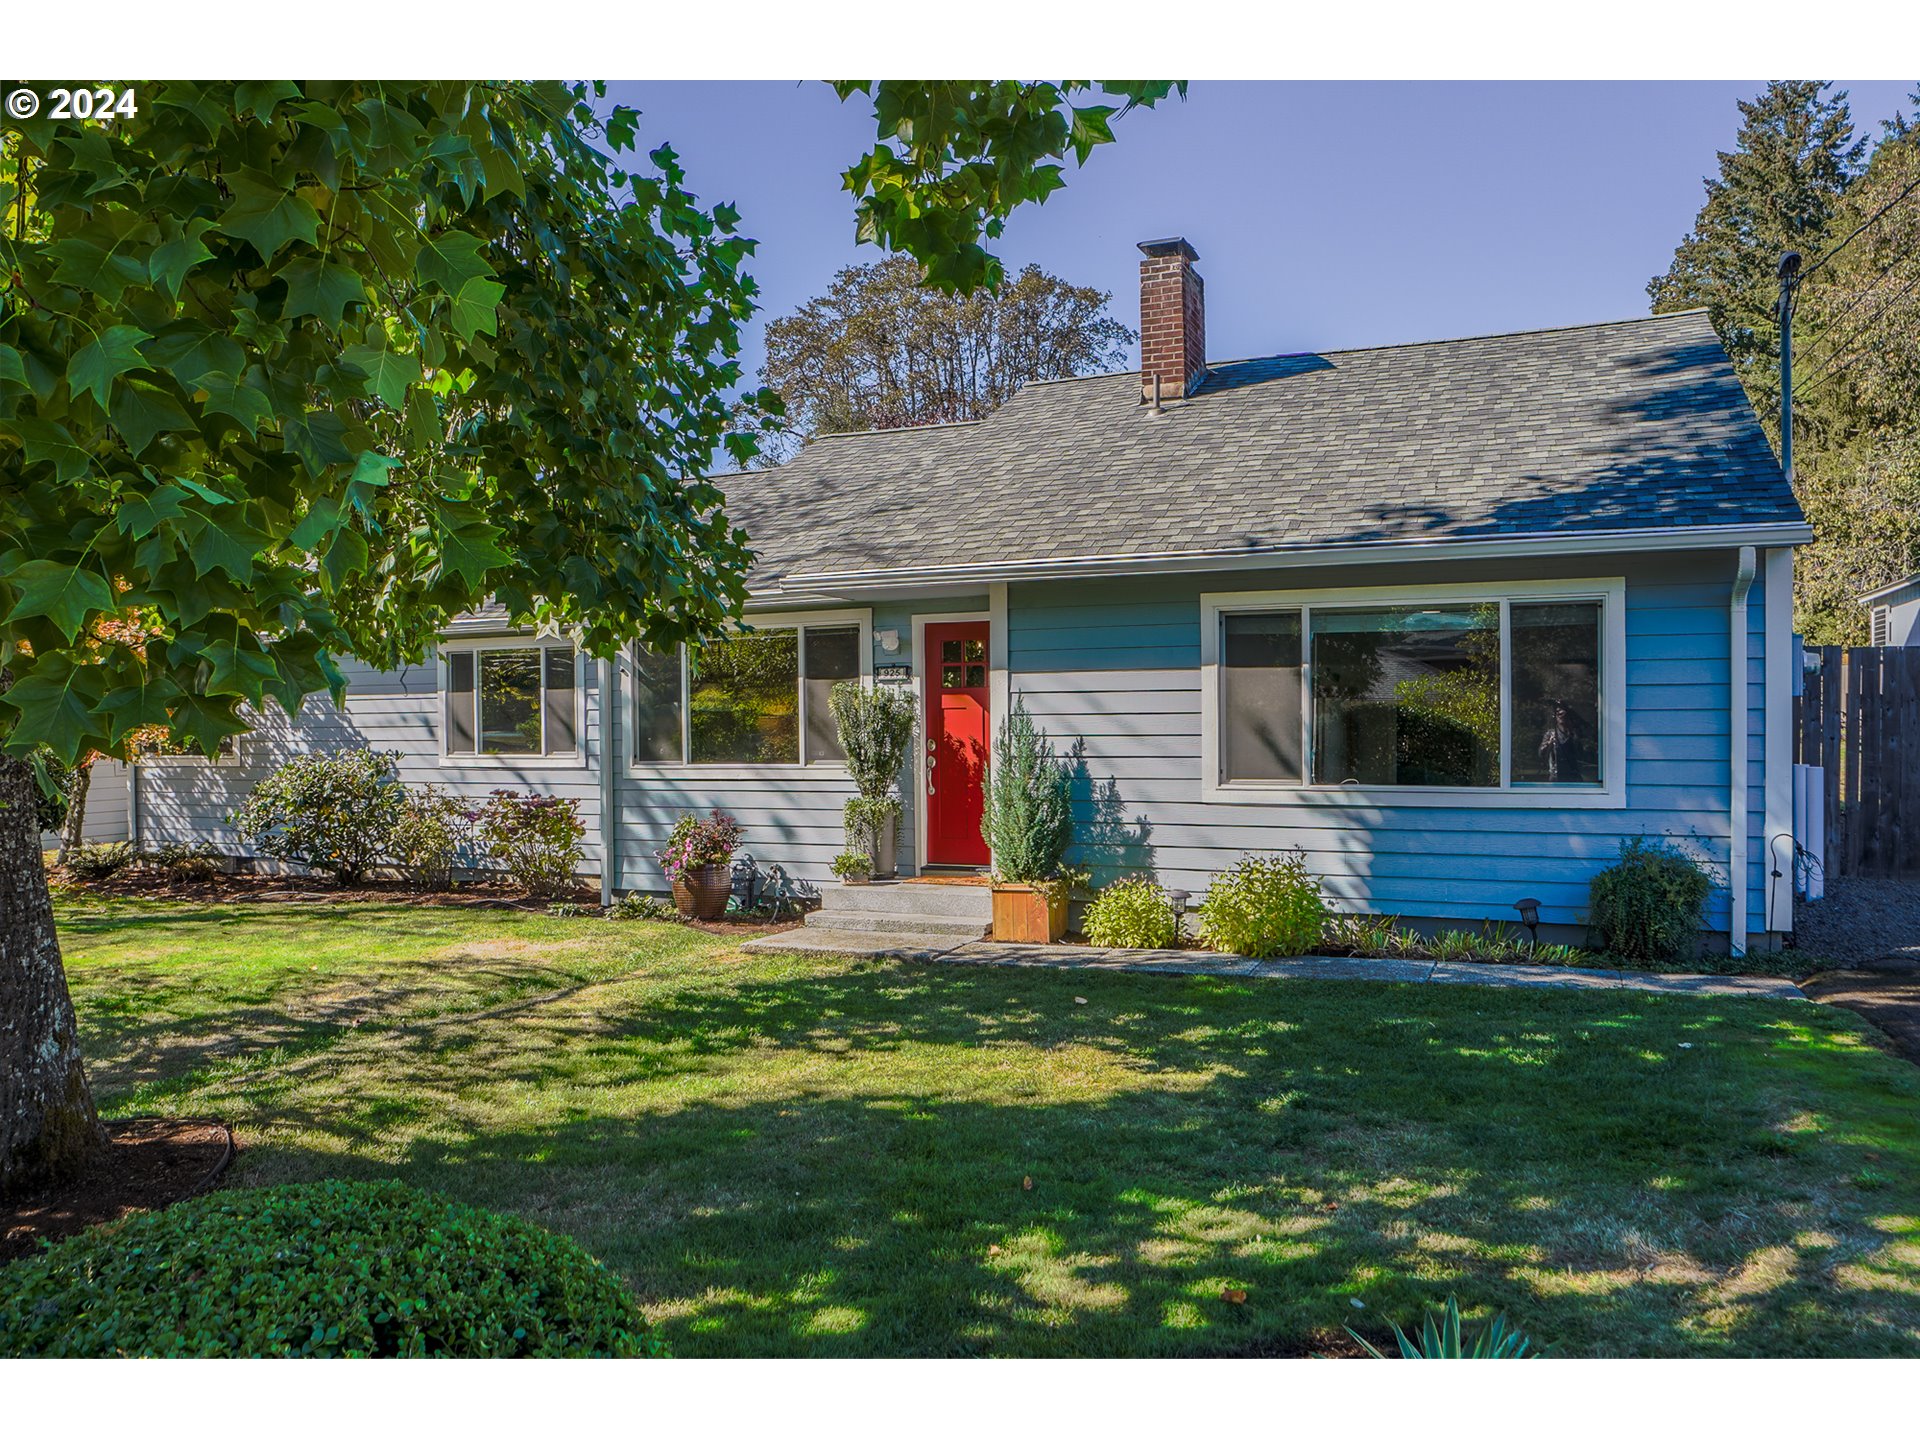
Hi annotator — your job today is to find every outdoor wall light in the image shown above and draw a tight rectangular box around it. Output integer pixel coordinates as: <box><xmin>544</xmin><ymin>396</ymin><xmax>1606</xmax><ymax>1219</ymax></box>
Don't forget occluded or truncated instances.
<box><xmin>1513</xmin><ymin>897</ymin><xmax>1541</xmax><ymax>948</ymax></box>
<box><xmin>875</xmin><ymin>628</ymin><xmax>900</xmax><ymax>654</ymax></box>
<box><xmin>1167</xmin><ymin>888</ymin><xmax>1190</xmax><ymax>941</ymax></box>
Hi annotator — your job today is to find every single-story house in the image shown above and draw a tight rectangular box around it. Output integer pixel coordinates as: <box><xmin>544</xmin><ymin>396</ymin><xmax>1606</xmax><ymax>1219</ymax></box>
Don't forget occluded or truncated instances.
<box><xmin>1861</xmin><ymin>575</ymin><xmax>1920</xmax><ymax>646</ymax></box>
<box><xmin>135</xmin><ymin>238</ymin><xmax>1809</xmax><ymax>953</ymax></box>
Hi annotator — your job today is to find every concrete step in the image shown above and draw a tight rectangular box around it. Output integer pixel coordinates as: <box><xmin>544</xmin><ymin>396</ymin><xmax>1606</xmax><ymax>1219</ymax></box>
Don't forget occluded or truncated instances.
<box><xmin>802</xmin><ymin>908</ymin><xmax>987</xmax><ymax>939</ymax></box>
<box><xmin>817</xmin><ymin>880</ymin><xmax>992</xmax><ymax>920</ymax></box>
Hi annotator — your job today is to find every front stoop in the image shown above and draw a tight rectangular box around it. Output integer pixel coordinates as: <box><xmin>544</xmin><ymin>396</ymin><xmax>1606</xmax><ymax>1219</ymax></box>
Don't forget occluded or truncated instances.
<box><xmin>738</xmin><ymin>878</ymin><xmax>993</xmax><ymax>959</ymax></box>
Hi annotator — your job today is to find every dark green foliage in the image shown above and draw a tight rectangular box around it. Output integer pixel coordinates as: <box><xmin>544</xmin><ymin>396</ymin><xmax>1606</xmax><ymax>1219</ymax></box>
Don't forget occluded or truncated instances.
<box><xmin>1082</xmin><ymin>876</ymin><xmax>1179</xmax><ymax>949</ymax></box>
<box><xmin>1350</xmin><ymin>1295</ymin><xmax>1540</xmax><ymax>1359</ymax></box>
<box><xmin>63</xmin><ymin>840</ymin><xmax>133</xmax><ymax>879</ymax></box>
<box><xmin>829</xmin><ymin>680</ymin><xmax>917</xmax><ymax>799</ymax></box>
<box><xmin>831</xmin><ymin>849</ymin><xmax>875</xmax><ymax>880</ymax></box>
<box><xmin>0</xmin><ymin>1180</ymin><xmax>661</xmax><ymax>1357</ymax></box>
<box><xmin>1588</xmin><ymin>837</ymin><xmax>1713</xmax><ymax>964</ymax></box>
<box><xmin>388</xmin><ymin>785</ymin><xmax>473</xmax><ymax>892</ymax></box>
<box><xmin>980</xmin><ymin>695</ymin><xmax>1072</xmax><ymax>884</ymax></box>
<box><xmin>232</xmin><ymin>749</ymin><xmax>404</xmax><ymax>884</ymax></box>
<box><xmin>146</xmin><ymin>841</ymin><xmax>222</xmax><ymax>880</ymax></box>
<box><xmin>1198</xmin><ymin>852</ymin><xmax>1328</xmax><ymax>959</ymax></box>
<box><xmin>477</xmin><ymin>791</ymin><xmax>585</xmax><ymax>897</ymax></box>
<box><xmin>29</xmin><ymin>747</ymin><xmax>70</xmax><ymax>832</ymax></box>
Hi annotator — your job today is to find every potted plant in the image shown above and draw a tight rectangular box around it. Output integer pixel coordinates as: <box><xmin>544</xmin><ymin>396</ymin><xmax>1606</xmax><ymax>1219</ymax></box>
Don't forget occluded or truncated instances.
<box><xmin>831</xmin><ymin>850</ymin><xmax>875</xmax><ymax>886</ymax></box>
<box><xmin>829</xmin><ymin>681</ymin><xmax>916</xmax><ymax>879</ymax></box>
<box><xmin>980</xmin><ymin>696</ymin><xmax>1074</xmax><ymax>943</ymax></box>
<box><xmin>657</xmin><ymin>809</ymin><xmax>743</xmax><ymax>919</ymax></box>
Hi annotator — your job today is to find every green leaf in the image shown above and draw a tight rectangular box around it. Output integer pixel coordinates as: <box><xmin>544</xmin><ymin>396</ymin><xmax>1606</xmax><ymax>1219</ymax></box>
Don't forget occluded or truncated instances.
<box><xmin>197</xmin><ymin>374</ymin><xmax>276</xmax><ymax>437</ymax></box>
<box><xmin>236</xmin><ymin>81</ymin><xmax>303</xmax><ymax>123</ymax></box>
<box><xmin>5</xmin><ymin>560</ymin><xmax>115</xmax><ymax>641</ymax></box>
<box><xmin>47</xmin><ymin>235</ymin><xmax>148</xmax><ymax>306</ymax></box>
<box><xmin>0</xmin><ymin>345</ymin><xmax>27</xmax><ymax>388</ymax></box>
<box><xmin>0</xmin><ymin>657</ymin><xmax>106</xmax><ymax>761</ymax></box>
<box><xmin>448</xmin><ymin>275</ymin><xmax>506</xmax><ymax>342</ymax></box>
<box><xmin>436</xmin><ymin>521</ymin><xmax>511</xmax><ymax>587</ymax></box>
<box><xmin>149</xmin><ymin>219</ymin><xmax>216</xmax><ymax>298</ymax></box>
<box><xmin>340</xmin><ymin>343</ymin><xmax>422</xmax><ymax>409</ymax></box>
<box><xmin>218</xmin><ymin>176</ymin><xmax>321</xmax><ymax>259</ymax></box>
<box><xmin>290</xmin><ymin>496</ymin><xmax>347</xmax><ymax>551</ymax></box>
<box><xmin>110</xmin><ymin>380</ymin><xmax>197</xmax><ymax>457</ymax></box>
<box><xmin>414</xmin><ymin>229</ymin><xmax>493</xmax><ymax>294</ymax></box>
<box><xmin>350</xmin><ymin>451</ymin><xmax>400</xmax><ymax>488</ymax></box>
<box><xmin>117</xmin><ymin>484</ymin><xmax>193</xmax><ymax>538</ymax></box>
<box><xmin>10</xmin><ymin>418</ymin><xmax>92</xmax><ymax>483</ymax></box>
<box><xmin>186</xmin><ymin>510</ymin><xmax>272</xmax><ymax>581</ymax></box>
<box><xmin>282</xmin><ymin>256</ymin><xmax>366</xmax><ymax>325</ymax></box>
<box><xmin>173</xmin><ymin>475</ymin><xmax>232</xmax><ymax>506</ymax></box>
<box><xmin>69</xmin><ymin>325</ymin><xmax>153</xmax><ymax>410</ymax></box>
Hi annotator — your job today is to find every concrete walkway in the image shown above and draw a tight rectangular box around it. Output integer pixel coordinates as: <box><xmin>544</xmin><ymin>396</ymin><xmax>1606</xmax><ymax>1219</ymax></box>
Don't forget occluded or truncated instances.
<box><xmin>741</xmin><ymin>929</ymin><xmax>1805</xmax><ymax>1000</ymax></box>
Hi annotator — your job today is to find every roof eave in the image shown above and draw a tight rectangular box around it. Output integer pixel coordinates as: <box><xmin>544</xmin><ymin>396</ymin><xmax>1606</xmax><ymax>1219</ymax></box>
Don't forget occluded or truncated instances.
<box><xmin>757</xmin><ymin>522</ymin><xmax>1815</xmax><ymax>598</ymax></box>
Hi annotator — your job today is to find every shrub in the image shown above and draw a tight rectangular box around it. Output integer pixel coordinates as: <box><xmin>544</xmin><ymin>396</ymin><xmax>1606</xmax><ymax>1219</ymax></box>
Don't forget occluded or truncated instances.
<box><xmin>1350</xmin><ymin>1295</ymin><xmax>1540</xmax><ymax>1360</ymax></box>
<box><xmin>478</xmin><ymin>791</ymin><xmax>585</xmax><ymax>897</ymax></box>
<box><xmin>831</xmin><ymin>849</ymin><xmax>874</xmax><ymax>881</ymax></box>
<box><xmin>0</xmin><ymin>1179</ymin><xmax>661</xmax><ymax>1358</ymax></box>
<box><xmin>148</xmin><ymin>841</ymin><xmax>222</xmax><ymax>881</ymax></box>
<box><xmin>980</xmin><ymin>696</ymin><xmax>1072</xmax><ymax>884</ymax></box>
<box><xmin>65</xmin><ymin>840</ymin><xmax>134</xmax><ymax>880</ymax></box>
<box><xmin>233</xmin><ymin>750</ymin><xmax>405</xmax><ymax>884</ymax></box>
<box><xmin>1197</xmin><ymin>852</ymin><xmax>1328</xmax><ymax>959</ymax></box>
<box><xmin>1082</xmin><ymin>876</ymin><xmax>1180</xmax><ymax>949</ymax></box>
<box><xmin>843</xmin><ymin>795</ymin><xmax>901</xmax><ymax>858</ymax></box>
<box><xmin>1588</xmin><ymin>837</ymin><xmax>1712</xmax><ymax>963</ymax></box>
<box><xmin>390</xmin><ymin>786</ymin><xmax>473</xmax><ymax>891</ymax></box>
<box><xmin>607</xmin><ymin>892</ymin><xmax>679</xmax><ymax>922</ymax></box>
<box><xmin>655</xmin><ymin>809</ymin><xmax>742</xmax><ymax>884</ymax></box>
<box><xmin>828</xmin><ymin>680</ymin><xmax>917</xmax><ymax>798</ymax></box>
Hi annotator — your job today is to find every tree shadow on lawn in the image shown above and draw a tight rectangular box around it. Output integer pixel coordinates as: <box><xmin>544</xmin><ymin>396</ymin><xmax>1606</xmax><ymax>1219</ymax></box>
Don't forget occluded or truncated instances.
<box><xmin>208</xmin><ymin>962</ymin><xmax>1920</xmax><ymax>1357</ymax></box>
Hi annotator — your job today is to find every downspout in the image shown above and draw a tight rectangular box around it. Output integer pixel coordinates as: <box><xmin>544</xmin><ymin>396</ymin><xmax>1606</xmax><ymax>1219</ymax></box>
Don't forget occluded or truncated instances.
<box><xmin>598</xmin><ymin>655</ymin><xmax>618</xmax><ymax>906</ymax></box>
<box><xmin>1729</xmin><ymin>546</ymin><xmax>1757</xmax><ymax>958</ymax></box>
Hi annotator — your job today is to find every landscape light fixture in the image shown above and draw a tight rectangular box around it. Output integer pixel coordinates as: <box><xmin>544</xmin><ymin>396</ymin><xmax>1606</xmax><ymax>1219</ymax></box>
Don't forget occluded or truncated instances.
<box><xmin>1167</xmin><ymin>888</ymin><xmax>1190</xmax><ymax>942</ymax></box>
<box><xmin>1513</xmin><ymin>898</ymin><xmax>1541</xmax><ymax>948</ymax></box>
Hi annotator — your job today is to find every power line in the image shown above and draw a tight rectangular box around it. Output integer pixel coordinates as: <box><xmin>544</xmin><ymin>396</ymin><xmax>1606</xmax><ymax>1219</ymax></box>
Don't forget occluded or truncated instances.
<box><xmin>1793</xmin><ymin>265</ymin><xmax>1920</xmax><ymax>402</ymax></box>
<box><xmin>1799</xmin><ymin>170</ymin><xmax>1920</xmax><ymax>282</ymax></box>
<box><xmin>1794</xmin><ymin>247</ymin><xmax>1918</xmax><ymax>370</ymax></box>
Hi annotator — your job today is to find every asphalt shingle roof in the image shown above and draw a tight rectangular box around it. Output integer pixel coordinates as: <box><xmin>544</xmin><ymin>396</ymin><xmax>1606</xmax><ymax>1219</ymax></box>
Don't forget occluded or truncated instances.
<box><xmin>722</xmin><ymin>310</ymin><xmax>1800</xmax><ymax>589</ymax></box>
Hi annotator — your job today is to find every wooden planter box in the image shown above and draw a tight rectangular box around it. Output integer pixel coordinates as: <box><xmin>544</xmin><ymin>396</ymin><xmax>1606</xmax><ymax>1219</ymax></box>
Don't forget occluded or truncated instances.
<box><xmin>991</xmin><ymin>883</ymin><xmax>1068</xmax><ymax>944</ymax></box>
<box><xmin>672</xmin><ymin>863</ymin><xmax>732</xmax><ymax>920</ymax></box>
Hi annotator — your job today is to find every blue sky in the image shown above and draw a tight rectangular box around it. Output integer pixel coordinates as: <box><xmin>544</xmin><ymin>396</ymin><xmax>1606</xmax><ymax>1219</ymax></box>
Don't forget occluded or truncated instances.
<box><xmin>607</xmin><ymin>80</ymin><xmax>1916</xmax><ymax>381</ymax></box>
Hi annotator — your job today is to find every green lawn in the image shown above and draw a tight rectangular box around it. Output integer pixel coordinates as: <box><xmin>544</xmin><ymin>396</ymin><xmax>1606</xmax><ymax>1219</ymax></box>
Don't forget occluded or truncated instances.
<box><xmin>51</xmin><ymin>896</ymin><xmax>1920</xmax><ymax>1357</ymax></box>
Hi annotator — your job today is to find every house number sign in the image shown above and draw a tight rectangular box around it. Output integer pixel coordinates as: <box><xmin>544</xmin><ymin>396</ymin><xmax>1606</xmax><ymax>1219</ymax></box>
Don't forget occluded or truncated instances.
<box><xmin>875</xmin><ymin>664</ymin><xmax>912</xmax><ymax>685</ymax></box>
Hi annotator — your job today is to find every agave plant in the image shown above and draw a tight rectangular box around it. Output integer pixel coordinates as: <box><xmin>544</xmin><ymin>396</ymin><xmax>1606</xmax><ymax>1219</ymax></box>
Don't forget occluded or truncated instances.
<box><xmin>1349</xmin><ymin>1295</ymin><xmax>1539</xmax><ymax>1359</ymax></box>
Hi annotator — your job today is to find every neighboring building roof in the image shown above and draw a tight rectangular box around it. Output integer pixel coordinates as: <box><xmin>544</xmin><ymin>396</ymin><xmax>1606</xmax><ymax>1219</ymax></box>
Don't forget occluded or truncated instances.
<box><xmin>722</xmin><ymin>309</ymin><xmax>1805</xmax><ymax>592</ymax></box>
<box><xmin>1859</xmin><ymin>574</ymin><xmax>1920</xmax><ymax>606</ymax></box>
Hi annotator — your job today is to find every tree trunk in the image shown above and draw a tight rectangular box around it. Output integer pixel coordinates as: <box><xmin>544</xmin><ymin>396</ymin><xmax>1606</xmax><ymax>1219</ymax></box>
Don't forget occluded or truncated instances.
<box><xmin>57</xmin><ymin>758</ymin><xmax>92</xmax><ymax>864</ymax></box>
<box><xmin>0</xmin><ymin>751</ymin><xmax>104</xmax><ymax>1196</ymax></box>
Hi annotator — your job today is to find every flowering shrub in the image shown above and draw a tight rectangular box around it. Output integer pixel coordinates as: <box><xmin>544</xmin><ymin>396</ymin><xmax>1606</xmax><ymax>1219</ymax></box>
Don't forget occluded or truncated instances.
<box><xmin>1197</xmin><ymin>851</ymin><xmax>1329</xmax><ymax>959</ymax></box>
<box><xmin>656</xmin><ymin>810</ymin><xmax>743</xmax><ymax>883</ymax></box>
<box><xmin>233</xmin><ymin>750</ymin><xmax>405</xmax><ymax>884</ymax></box>
<box><xmin>1083</xmin><ymin>876</ymin><xmax>1179</xmax><ymax>949</ymax></box>
<box><xmin>478</xmin><ymin>791</ymin><xmax>585</xmax><ymax>897</ymax></box>
<box><xmin>390</xmin><ymin>786</ymin><xmax>475</xmax><ymax>892</ymax></box>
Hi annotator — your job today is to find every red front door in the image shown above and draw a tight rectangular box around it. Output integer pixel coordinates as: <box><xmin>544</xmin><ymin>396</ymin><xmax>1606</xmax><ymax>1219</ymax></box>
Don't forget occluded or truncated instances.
<box><xmin>925</xmin><ymin>621</ymin><xmax>991</xmax><ymax>867</ymax></box>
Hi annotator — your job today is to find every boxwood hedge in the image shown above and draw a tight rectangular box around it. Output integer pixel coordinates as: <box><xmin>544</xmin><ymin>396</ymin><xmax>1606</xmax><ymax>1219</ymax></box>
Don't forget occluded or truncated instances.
<box><xmin>0</xmin><ymin>1179</ymin><xmax>662</xmax><ymax>1358</ymax></box>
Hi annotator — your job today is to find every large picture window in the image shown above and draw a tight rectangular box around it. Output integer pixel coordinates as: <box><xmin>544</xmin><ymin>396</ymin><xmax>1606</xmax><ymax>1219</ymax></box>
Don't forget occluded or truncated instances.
<box><xmin>1205</xmin><ymin>583</ymin><xmax>1618</xmax><ymax>804</ymax></box>
<box><xmin>444</xmin><ymin>644</ymin><xmax>579</xmax><ymax>758</ymax></box>
<box><xmin>631</xmin><ymin>615</ymin><xmax>866</xmax><ymax>767</ymax></box>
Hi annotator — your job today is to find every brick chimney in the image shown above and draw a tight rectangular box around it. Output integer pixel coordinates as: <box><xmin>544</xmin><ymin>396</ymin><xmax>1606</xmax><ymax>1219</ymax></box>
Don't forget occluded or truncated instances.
<box><xmin>1138</xmin><ymin>237</ymin><xmax>1205</xmax><ymax>403</ymax></box>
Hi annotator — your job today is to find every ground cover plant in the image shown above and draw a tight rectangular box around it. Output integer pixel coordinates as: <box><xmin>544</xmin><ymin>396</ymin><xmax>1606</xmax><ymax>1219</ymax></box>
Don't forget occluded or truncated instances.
<box><xmin>41</xmin><ymin>897</ymin><xmax>1920</xmax><ymax>1358</ymax></box>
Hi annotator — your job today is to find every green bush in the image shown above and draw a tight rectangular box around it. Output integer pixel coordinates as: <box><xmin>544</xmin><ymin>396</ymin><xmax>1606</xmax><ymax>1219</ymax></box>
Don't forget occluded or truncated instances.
<box><xmin>232</xmin><ymin>749</ymin><xmax>405</xmax><ymax>885</ymax></box>
<box><xmin>828</xmin><ymin>680</ymin><xmax>917</xmax><ymax>798</ymax></box>
<box><xmin>980</xmin><ymin>696</ymin><xmax>1072</xmax><ymax>884</ymax></box>
<box><xmin>1351</xmin><ymin>1295</ymin><xmax>1540</xmax><ymax>1359</ymax></box>
<box><xmin>1197</xmin><ymin>852</ymin><xmax>1328</xmax><ymax>959</ymax></box>
<box><xmin>0</xmin><ymin>1180</ymin><xmax>662</xmax><ymax>1358</ymax></box>
<box><xmin>65</xmin><ymin>840</ymin><xmax>134</xmax><ymax>880</ymax></box>
<box><xmin>479</xmin><ymin>790</ymin><xmax>585</xmax><ymax>896</ymax></box>
<box><xmin>1082</xmin><ymin>876</ymin><xmax>1179</xmax><ymax>949</ymax></box>
<box><xmin>607</xmin><ymin>892</ymin><xmax>679</xmax><ymax>922</ymax></box>
<box><xmin>1588</xmin><ymin>837</ymin><xmax>1712</xmax><ymax>963</ymax></box>
<box><xmin>390</xmin><ymin>786</ymin><xmax>473</xmax><ymax>891</ymax></box>
<box><xmin>148</xmin><ymin>841</ymin><xmax>222</xmax><ymax>880</ymax></box>
<box><xmin>831</xmin><ymin>849</ymin><xmax>874</xmax><ymax>880</ymax></box>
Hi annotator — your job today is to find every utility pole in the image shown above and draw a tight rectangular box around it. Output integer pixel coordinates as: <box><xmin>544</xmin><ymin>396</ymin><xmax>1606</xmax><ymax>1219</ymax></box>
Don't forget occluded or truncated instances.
<box><xmin>1777</xmin><ymin>251</ymin><xmax>1802</xmax><ymax>486</ymax></box>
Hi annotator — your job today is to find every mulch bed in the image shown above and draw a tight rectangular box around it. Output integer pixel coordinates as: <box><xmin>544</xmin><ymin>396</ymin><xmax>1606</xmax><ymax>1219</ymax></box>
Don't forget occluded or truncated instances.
<box><xmin>2</xmin><ymin>1118</ymin><xmax>234</xmax><ymax>1264</ymax></box>
<box><xmin>1802</xmin><ymin>957</ymin><xmax>1920</xmax><ymax>1067</ymax></box>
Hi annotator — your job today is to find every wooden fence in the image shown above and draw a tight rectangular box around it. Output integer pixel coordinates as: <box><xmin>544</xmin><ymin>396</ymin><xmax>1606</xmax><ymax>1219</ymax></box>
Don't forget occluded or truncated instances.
<box><xmin>1797</xmin><ymin>645</ymin><xmax>1920</xmax><ymax>878</ymax></box>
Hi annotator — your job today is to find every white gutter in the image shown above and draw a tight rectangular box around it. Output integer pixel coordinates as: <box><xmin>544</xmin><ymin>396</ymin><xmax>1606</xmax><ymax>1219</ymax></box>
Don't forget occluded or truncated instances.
<box><xmin>598</xmin><ymin>655</ymin><xmax>618</xmax><ymax>906</ymax></box>
<box><xmin>1729</xmin><ymin>546</ymin><xmax>1757</xmax><ymax>958</ymax></box>
<box><xmin>768</xmin><ymin>522</ymin><xmax>1815</xmax><ymax>596</ymax></box>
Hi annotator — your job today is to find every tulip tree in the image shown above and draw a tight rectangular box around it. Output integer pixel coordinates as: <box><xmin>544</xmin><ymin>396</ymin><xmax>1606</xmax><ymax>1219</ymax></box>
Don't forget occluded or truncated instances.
<box><xmin>0</xmin><ymin>78</ymin><xmax>1176</xmax><ymax>1194</ymax></box>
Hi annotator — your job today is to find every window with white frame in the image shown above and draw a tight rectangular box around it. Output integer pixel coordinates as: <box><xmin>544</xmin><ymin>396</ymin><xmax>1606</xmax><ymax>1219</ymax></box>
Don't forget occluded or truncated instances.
<box><xmin>1204</xmin><ymin>582</ymin><xmax>1619</xmax><ymax>800</ymax></box>
<box><xmin>631</xmin><ymin>617</ymin><xmax>864</xmax><ymax>767</ymax></box>
<box><xmin>444</xmin><ymin>643</ymin><xmax>579</xmax><ymax>757</ymax></box>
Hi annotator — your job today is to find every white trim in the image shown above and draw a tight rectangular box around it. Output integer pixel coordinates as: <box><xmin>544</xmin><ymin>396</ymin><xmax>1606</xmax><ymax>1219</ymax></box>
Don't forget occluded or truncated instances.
<box><xmin>626</xmin><ymin>606</ymin><xmax>872</xmax><ymax>775</ymax></box>
<box><xmin>910</xmin><ymin>608</ymin><xmax>993</xmax><ymax>873</ymax></box>
<box><xmin>436</xmin><ymin>635</ymin><xmax>587</xmax><ymax>769</ymax></box>
<box><xmin>1763</xmin><ymin>548</ymin><xmax>1794</xmax><ymax>939</ymax></box>
<box><xmin>1729</xmin><ymin>547</ymin><xmax>1757</xmax><ymax>956</ymax></box>
<box><xmin>1198</xmin><ymin>576</ymin><xmax>1627</xmax><ymax>809</ymax></box>
<box><xmin>773</xmin><ymin>522</ymin><xmax>1814</xmax><ymax>595</ymax></box>
<box><xmin>598</xmin><ymin>654</ymin><xmax>618</xmax><ymax>907</ymax></box>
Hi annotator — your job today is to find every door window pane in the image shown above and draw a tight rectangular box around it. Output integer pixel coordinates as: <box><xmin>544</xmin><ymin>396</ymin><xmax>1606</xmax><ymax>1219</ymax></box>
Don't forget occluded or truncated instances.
<box><xmin>543</xmin><ymin>648</ymin><xmax>577</xmax><ymax>756</ymax></box>
<box><xmin>802</xmin><ymin>625</ymin><xmax>860</xmax><ymax>764</ymax></box>
<box><xmin>480</xmin><ymin>650</ymin><xmax>541</xmax><ymax>755</ymax></box>
<box><xmin>1221</xmin><ymin>611</ymin><xmax>1303</xmax><ymax>782</ymax></box>
<box><xmin>1511</xmin><ymin>602</ymin><xmax>1602</xmax><ymax>785</ymax></box>
<box><xmin>446</xmin><ymin>651</ymin><xmax>475</xmax><ymax>754</ymax></box>
<box><xmin>1311</xmin><ymin>605</ymin><xmax>1499</xmax><ymax>787</ymax></box>
<box><xmin>690</xmin><ymin>629</ymin><xmax>799</xmax><ymax>764</ymax></box>
<box><xmin>632</xmin><ymin>644</ymin><xmax>684</xmax><ymax>764</ymax></box>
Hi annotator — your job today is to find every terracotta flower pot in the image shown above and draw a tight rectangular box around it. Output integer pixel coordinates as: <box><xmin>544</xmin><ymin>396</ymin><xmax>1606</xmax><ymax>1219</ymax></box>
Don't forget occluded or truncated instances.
<box><xmin>672</xmin><ymin>863</ymin><xmax>732</xmax><ymax>920</ymax></box>
<box><xmin>991</xmin><ymin>883</ymin><xmax>1068</xmax><ymax>944</ymax></box>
